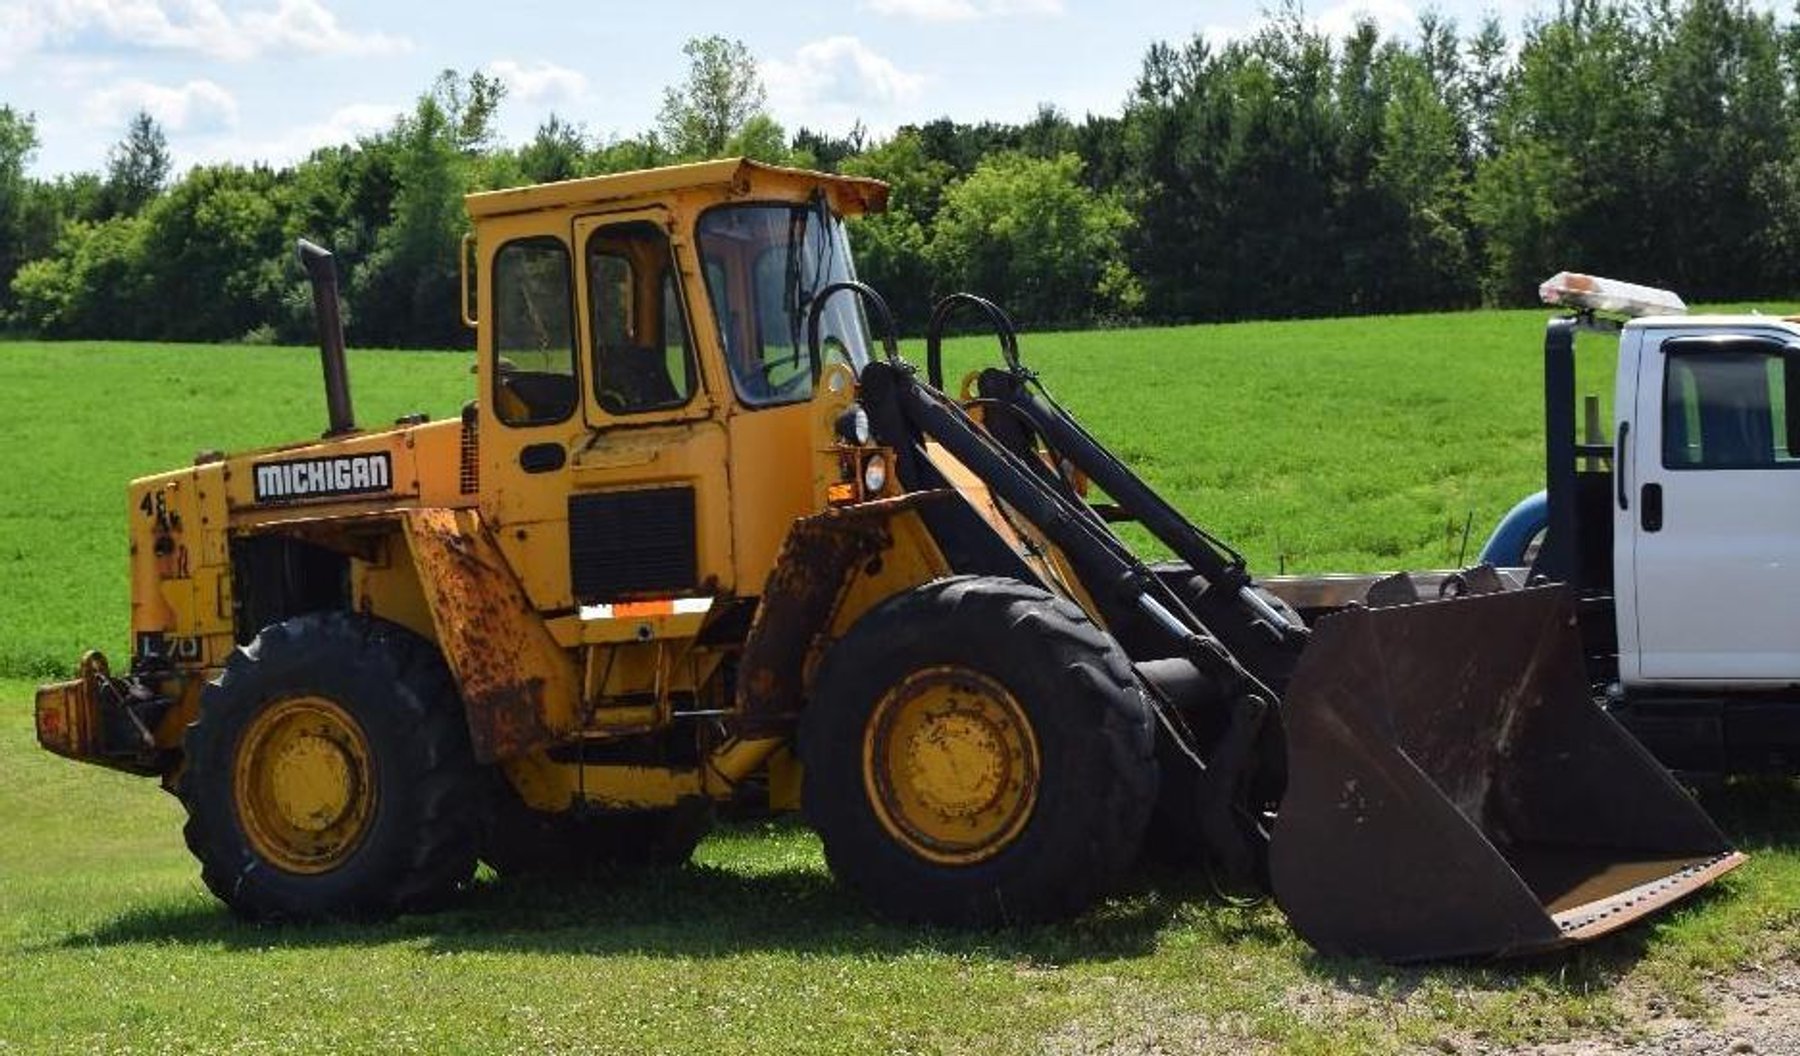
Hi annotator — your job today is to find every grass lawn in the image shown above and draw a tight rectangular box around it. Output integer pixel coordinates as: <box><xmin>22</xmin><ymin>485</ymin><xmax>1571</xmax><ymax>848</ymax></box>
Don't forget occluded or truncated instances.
<box><xmin>1</xmin><ymin>310</ymin><xmax>1796</xmax><ymax>1053</ymax></box>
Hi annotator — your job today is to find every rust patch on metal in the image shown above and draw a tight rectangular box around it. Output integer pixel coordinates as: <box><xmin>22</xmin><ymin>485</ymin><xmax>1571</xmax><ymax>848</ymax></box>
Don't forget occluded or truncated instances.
<box><xmin>34</xmin><ymin>651</ymin><xmax>168</xmax><ymax>776</ymax></box>
<box><xmin>736</xmin><ymin>492</ymin><xmax>953</xmax><ymax>737</ymax></box>
<box><xmin>402</xmin><ymin>508</ymin><xmax>580</xmax><ymax>762</ymax></box>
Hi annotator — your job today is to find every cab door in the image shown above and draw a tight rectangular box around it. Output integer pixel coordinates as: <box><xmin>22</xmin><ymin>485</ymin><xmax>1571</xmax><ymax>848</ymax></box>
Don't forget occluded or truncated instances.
<box><xmin>567</xmin><ymin>209</ymin><xmax>733</xmax><ymax>607</ymax></box>
<box><xmin>483</xmin><ymin>208</ymin><xmax>733</xmax><ymax>612</ymax></box>
<box><xmin>1625</xmin><ymin>328</ymin><xmax>1800</xmax><ymax>684</ymax></box>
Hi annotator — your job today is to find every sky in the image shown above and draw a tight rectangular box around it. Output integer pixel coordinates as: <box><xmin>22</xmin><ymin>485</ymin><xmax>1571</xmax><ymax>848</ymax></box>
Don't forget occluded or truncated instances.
<box><xmin>4</xmin><ymin>0</ymin><xmax>1566</xmax><ymax>179</ymax></box>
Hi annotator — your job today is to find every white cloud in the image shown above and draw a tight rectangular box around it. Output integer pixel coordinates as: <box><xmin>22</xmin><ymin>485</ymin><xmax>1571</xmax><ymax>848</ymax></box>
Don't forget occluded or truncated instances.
<box><xmin>985</xmin><ymin>0</ymin><xmax>1062</xmax><ymax>14</ymax></box>
<box><xmin>1314</xmin><ymin>0</ymin><xmax>1419</xmax><ymax>40</ymax></box>
<box><xmin>764</xmin><ymin>36</ymin><xmax>926</xmax><ymax>119</ymax></box>
<box><xmin>762</xmin><ymin>37</ymin><xmax>927</xmax><ymax>138</ymax></box>
<box><xmin>239</xmin><ymin>0</ymin><xmax>410</xmax><ymax>58</ymax></box>
<box><xmin>84</xmin><ymin>78</ymin><xmax>239</xmax><ymax>133</ymax></box>
<box><xmin>485</xmin><ymin>59</ymin><xmax>589</xmax><ymax>107</ymax></box>
<box><xmin>864</xmin><ymin>0</ymin><xmax>978</xmax><ymax>19</ymax></box>
<box><xmin>862</xmin><ymin>0</ymin><xmax>1061</xmax><ymax>20</ymax></box>
<box><xmin>176</xmin><ymin>100</ymin><xmax>403</xmax><ymax>171</ymax></box>
<box><xmin>1203</xmin><ymin>0</ymin><xmax>1419</xmax><ymax>45</ymax></box>
<box><xmin>0</xmin><ymin>0</ymin><xmax>408</xmax><ymax>65</ymax></box>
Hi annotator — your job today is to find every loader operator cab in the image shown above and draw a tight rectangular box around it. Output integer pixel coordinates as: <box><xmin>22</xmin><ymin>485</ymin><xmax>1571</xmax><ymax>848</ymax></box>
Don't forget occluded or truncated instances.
<box><xmin>487</xmin><ymin>181</ymin><xmax>872</xmax><ymax>422</ymax></box>
<box><xmin>469</xmin><ymin>159</ymin><xmax>890</xmax><ymax>622</ymax></box>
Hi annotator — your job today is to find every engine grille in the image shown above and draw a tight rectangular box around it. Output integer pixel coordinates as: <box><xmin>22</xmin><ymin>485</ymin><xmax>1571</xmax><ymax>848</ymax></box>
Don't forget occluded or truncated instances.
<box><xmin>568</xmin><ymin>487</ymin><xmax>697</xmax><ymax>601</ymax></box>
<box><xmin>458</xmin><ymin>403</ymin><xmax>479</xmax><ymax>495</ymax></box>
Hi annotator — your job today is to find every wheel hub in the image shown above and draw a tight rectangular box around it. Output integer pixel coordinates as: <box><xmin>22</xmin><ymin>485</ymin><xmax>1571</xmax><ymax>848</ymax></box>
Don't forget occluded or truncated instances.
<box><xmin>864</xmin><ymin>666</ymin><xmax>1040</xmax><ymax>864</ymax></box>
<box><xmin>905</xmin><ymin>712</ymin><xmax>1007</xmax><ymax>818</ymax></box>
<box><xmin>269</xmin><ymin>732</ymin><xmax>356</xmax><ymax>831</ymax></box>
<box><xmin>233</xmin><ymin>695</ymin><xmax>375</xmax><ymax>874</ymax></box>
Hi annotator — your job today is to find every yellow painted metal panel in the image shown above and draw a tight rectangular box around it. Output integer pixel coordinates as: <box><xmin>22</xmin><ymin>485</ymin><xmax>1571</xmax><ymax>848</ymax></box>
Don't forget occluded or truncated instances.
<box><xmin>466</xmin><ymin>157</ymin><xmax>887</xmax><ymax>221</ymax></box>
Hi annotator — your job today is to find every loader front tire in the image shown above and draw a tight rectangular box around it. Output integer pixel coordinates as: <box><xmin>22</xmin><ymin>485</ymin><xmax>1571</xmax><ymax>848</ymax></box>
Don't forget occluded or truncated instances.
<box><xmin>178</xmin><ymin>613</ymin><xmax>481</xmax><ymax>921</ymax></box>
<box><xmin>801</xmin><ymin>575</ymin><xmax>1157</xmax><ymax>926</ymax></box>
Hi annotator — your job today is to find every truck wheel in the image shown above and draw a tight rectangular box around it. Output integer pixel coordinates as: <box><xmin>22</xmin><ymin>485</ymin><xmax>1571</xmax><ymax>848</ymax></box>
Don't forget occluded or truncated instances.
<box><xmin>800</xmin><ymin>575</ymin><xmax>1157</xmax><ymax>925</ymax></box>
<box><xmin>178</xmin><ymin>612</ymin><xmax>481</xmax><ymax>920</ymax></box>
<box><xmin>480</xmin><ymin>780</ymin><xmax>711</xmax><ymax>877</ymax></box>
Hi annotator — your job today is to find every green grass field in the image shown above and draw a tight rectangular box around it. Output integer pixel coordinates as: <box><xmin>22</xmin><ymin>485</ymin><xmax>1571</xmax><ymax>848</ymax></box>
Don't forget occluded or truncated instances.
<box><xmin>1</xmin><ymin>312</ymin><xmax>1796</xmax><ymax>1054</ymax></box>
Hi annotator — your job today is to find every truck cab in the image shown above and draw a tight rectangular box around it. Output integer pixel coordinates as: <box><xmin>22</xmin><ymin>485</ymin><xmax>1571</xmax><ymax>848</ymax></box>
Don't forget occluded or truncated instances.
<box><xmin>1531</xmin><ymin>274</ymin><xmax>1800</xmax><ymax>773</ymax></box>
<box><xmin>1613</xmin><ymin>316</ymin><xmax>1800</xmax><ymax>688</ymax></box>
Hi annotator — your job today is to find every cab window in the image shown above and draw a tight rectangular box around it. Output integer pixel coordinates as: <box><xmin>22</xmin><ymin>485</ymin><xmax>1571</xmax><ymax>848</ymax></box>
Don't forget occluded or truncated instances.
<box><xmin>696</xmin><ymin>201</ymin><xmax>869</xmax><ymax>408</ymax></box>
<box><xmin>1663</xmin><ymin>348</ymin><xmax>1800</xmax><ymax>469</ymax></box>
<box><xmin>587</xmin><ymin>220</ymin><xmax>698</xmax><ymax>415</ymax></box>
<box><xmin>491</xmin><ymin>237</ymin><xmax>577</xmax><ymax>427</ymax></box>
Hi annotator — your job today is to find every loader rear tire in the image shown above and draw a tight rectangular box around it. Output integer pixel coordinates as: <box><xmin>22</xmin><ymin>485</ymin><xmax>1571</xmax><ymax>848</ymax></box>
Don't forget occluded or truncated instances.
<box><xmin>801</xmin><ymin>575</ymin><xmax>1157</xmax><ymax>926</ymax></box>
<box><xmin>178</xmin><ymin>612</ymin><xmax>481</xmax><ymax>921</ymax></box>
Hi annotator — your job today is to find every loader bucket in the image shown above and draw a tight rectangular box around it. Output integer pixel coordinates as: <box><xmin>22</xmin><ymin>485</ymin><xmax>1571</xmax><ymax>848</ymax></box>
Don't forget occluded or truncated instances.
<box><xmin>1268</xmin><ymin>585</ymin><xmax>1744</xmax><ymax>962</ymax></box>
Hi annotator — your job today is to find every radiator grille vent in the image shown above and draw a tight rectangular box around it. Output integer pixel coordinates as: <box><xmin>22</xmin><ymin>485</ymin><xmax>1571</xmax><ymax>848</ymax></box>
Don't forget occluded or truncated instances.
<box><xmin>458</xmin><ymin>403</ymin><xmax>479</xmax><ymax>495</ymax></box>
<box><xmin>569</xmin><ymin>487</ymin><xmax>697</xmax><ymax>601</ymax></box>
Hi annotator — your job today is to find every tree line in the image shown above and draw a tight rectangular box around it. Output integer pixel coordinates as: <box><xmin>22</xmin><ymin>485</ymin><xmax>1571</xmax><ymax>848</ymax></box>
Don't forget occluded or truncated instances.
<box><xmin>1</xmin><ymin>0</ymin><xmax>1796</xmax><ymax>348</ymax></box>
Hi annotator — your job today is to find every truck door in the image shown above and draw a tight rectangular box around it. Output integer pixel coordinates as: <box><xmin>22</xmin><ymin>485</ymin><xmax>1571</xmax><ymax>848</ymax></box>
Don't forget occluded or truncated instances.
<box><xmin>1625</xmin><ymin>329</ymin><xmax>1800</xmax><ymax>683</ymax></box>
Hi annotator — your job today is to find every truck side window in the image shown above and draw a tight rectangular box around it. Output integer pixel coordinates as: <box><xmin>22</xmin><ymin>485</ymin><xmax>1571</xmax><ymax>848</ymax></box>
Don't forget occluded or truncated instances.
<box><xmin>587</xmin><ymin>221</ymin><xmax>698</xmax><ymax>415</ymax></box>
<box><xmin>1663</xmin><ymin>349</ymin><xmax>1799</xmax><ymax>469</ymax></box>
<box><xmin>491</xmin><ymin>237</ymin><xmax>577</xmax><ymax>427</ymax></box>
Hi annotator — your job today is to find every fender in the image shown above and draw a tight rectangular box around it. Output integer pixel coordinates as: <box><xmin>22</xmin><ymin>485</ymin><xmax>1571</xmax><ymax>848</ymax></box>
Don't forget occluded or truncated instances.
<box><xmin>400</xmin><ymin>507</ymin><xmax>582</xmax><ymax>762</ymax></box>
<box><xmin>734</xmin><ymin>492</ymin><xmax>956</xmax><ymax>738</ymax></box>
<box><xmin>1479</xmin><ymin>489</ymin><xmax>1547</xmax><ymax>568</ymax></box>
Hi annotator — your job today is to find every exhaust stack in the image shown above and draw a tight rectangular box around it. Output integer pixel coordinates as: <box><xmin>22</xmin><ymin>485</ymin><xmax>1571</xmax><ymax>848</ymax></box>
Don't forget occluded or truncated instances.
<box><xmin>296</xmin><ymin>238</ymin><xmax>356</xmax><ymax>438</ymax></box>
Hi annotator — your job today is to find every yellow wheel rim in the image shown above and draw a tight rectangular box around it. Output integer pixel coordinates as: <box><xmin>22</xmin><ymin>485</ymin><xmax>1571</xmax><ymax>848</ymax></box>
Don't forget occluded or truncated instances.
<box><xmin>233</xmin><ymin>695</ymin><xmax>375</xmax><ymax>874</ymax></box>
<box><xmin>863</xmin><ymin>666</ymin><xmax>1040</xmax><ymax>865</ymax></box>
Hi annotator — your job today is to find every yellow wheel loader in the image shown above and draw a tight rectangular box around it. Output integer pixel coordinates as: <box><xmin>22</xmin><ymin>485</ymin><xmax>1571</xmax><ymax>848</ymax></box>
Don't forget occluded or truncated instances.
<box><xmin>34</xmin><ymin>159</ymin><xmax>1743</xmax><ymax>960</ymax></box>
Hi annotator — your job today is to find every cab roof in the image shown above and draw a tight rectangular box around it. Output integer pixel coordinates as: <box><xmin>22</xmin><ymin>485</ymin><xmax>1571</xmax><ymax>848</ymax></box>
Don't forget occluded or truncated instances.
<box><xmin>465</xmin><ymin>157</ymin><xmax>889</xmax><ymax>221</ymax></box>
<box><xmin>1626</xmin><ymin>314</ymin><xmax>1800</xmax><ymax>337</ymax></box>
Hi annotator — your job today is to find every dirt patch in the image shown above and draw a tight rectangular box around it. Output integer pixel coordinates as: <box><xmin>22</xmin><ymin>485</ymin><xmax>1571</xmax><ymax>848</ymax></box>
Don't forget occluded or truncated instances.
<box><xmin>1480</xmin><ymin>963</ymin><xmax>1800</xmax><ymax>1056</ymax></box>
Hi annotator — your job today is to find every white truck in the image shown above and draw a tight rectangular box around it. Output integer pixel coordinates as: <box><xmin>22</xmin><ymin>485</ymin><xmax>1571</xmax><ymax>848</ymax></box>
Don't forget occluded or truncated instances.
<box><xmin>1476</xmin><ymin>274</ymin><xmax>1798</xmax><ymax>775</ymax></box>
<box><xmin>1262</xmin><ymin>273</ymin><xmax>1799</xmax><ymax>776</ymax></box>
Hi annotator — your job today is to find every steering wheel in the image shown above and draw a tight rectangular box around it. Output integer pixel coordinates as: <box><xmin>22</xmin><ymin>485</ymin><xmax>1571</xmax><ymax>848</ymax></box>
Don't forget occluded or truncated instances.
<box><xmin>754</xmin><ymin>355</ymin><xmax>812</xmax><ymax>398</ymax></box>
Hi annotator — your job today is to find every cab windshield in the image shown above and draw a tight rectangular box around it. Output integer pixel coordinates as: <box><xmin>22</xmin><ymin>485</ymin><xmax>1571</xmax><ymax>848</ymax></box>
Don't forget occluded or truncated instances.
<box><xmin>696</xmin><ymin>200</ymin><xmax>870</xmax><ymax>406</ymax></box>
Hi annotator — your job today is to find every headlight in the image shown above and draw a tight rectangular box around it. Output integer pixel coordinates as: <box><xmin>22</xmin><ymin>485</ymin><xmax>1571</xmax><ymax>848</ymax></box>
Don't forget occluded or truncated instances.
<box><xmin>835</xmin><ymin>405</ymin><xmax>872</xmax><ymax>446</ymax></box>
<box><xmin>862</xmin><ymin>453</ymin><xmax>888</xmax><ymax>494</ymax></box>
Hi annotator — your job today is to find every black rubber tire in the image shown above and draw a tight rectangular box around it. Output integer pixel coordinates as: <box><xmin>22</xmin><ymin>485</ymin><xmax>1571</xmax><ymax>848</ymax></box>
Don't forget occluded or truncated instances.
<box><xmin>479</xmin><ymin>779</ymin><xmax>712</xmax><ymax>878</ymax></box>
<box><xmin>800</xmin><ymin>575</ymin><xmax>1158</xmax><ymax>926</ymax></box>
<box><xmin>178</xmin><ymin>612</ymin><xmax>481</xmax><ymax>921</ymax></box>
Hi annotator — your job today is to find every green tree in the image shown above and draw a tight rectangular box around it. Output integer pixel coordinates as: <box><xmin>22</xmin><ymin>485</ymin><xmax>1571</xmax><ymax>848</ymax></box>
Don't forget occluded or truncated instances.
<box><xmin>1371</xmin><ymin>49</ymin><xmax>1476</xmax><ymax>309</ymax></box>
<box><xmin>136</xmin><ymin>164</ymin><xmax>289</xmax><ymax>340</ymax></box>
<box><xmin>792</xmin><ymin>123</ymin><xmax>868</xmax><ymax>171</ymax></box>
<box><xmin>725</xmin><ymin>113</ymin><xmax>792</xmax><ymax>164</ymax></box>
<box><xmin>1645</xmin><ymin>0</ymin><xmax>1788</xmax><ymax>296</ymax></box>
<box><xmin>1471</xmin><ymin>1</ymin><xmax>1655</xmax><ymax>300</ymax></box>
<box><xmin>11</xmin><ymin>215</ymin><xmax>152</xmax><ymax>336</ymax></box>
<box><xmin>517</xmin><ymin>114</ymin><xmax>588</xmax><ymax>184</ymax></box>
<box><xmin>351</xmin><ymin>78</ymin><xmax>481</xmax><ymax>348</ymax></box>
<box><xmin>589</xmin><ymin>135</ymin><xmax>671</xmax><ymax>174</ymax></box>
<box><xmin>0</xmin><ymin>105</ymin><xmax>39</xmax><ymax>321</ymax></box>
<box><xmin>927</xmin><ymin>152</ymin><xmax>1140</xmax><ymax>325</ymax></box>
<box><xmin>657</xmin><ymin>36</ymin><xmax>767</xmax><ymax>159</ymax></box>
<box><xmin>102</xmin><ymin>110</ymin><xmax>171</xmax><ymax>218</ymax></box>
<box><xmin>843</xmin><ymin>129</ymin><xmax>956</xmax><ymax>324</ymax></box>
<box><xmin>1462</xmin><ymin>16</ymin><xmax>1510</xmax><ymax>158</ymax></box>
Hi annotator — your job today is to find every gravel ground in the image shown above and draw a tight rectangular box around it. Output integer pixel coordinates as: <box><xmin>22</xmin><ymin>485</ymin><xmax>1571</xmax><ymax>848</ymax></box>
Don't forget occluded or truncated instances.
<box><xmin>1493</xmin><ymin>963</ymin><xmax>1800</xmax><ymax>1056</ymax></box>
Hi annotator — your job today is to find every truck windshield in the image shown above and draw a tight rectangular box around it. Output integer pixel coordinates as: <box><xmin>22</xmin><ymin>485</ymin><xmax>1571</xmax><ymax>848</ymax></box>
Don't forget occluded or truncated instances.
<box><xmin>696</xmin><ymin>200</ymin><xmax>870</xmax><ymax>407</ymax></box>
